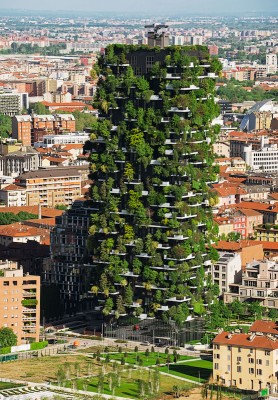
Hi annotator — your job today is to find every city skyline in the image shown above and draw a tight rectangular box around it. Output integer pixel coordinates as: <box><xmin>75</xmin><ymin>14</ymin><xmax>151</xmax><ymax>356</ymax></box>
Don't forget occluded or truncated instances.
<box><xmin>0</xmin><ymin>0</ymin><xmax>277</xmax><ymax>15</ymax></box>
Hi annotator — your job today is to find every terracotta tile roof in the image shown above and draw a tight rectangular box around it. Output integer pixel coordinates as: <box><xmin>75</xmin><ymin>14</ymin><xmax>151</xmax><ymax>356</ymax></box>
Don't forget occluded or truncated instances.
<box><xmin>269</xmin><ymin>193</ymin><xmax>278</xmax><ymax>200</ymax></box>
<box><xmin>0</xmin><ymin>184</ymin><xmax>25</xmax><ymax>192</ymax></box>
<box><xmin>213</xmin><ymin>240</ymin><xmax>278</xmax><ymax>252</ymax></box>
<box><xmin>236</xmin><ymin>208</ymin><xmax>263</xmax><ymax>217</ymax></box>
<box><xmin>212</xmin><ymin>183</ymin><xmax>247</xmax><ymax>197</ymax></box>
<box><xmin>22</xmin><ymin>218</ymin><xmax>56</xmax><ymax>227</ymax></box>
<box><xmin>250</xmin><ymin>320</ymin><xmax>278</xmax><ymax>335</ymax></box>
<box><xmin>0</xmin><ymin>206</ymin><xmax>63</xmax><ymax>218</ymax></box>
<box><xmin>214</xmin><ymin>217</ymin><xmax>233</xmax><ymax>225</ymax></box>
<box><xmin>0</xmin><ymin>222</ymin><xmax>49</xmax><ymax>238</ymax></box>
<box><xmin>61</xmin><ymin>144</ymin><xmax>84</xmax><ymax>150</ymax></box>
<box><xmin>238</xmin><ymin>201</ymin><xmax>278</xmax><ymax>213</ymax></box>
<box><xmin>213</xmin><ymin>331</ymin><xmax>278</xmax><ymax>349</ymax></box>
<box><xmin>43</xmin><ymin>156</ymin><xmax>67</xmax><ymax>163</ymax></box>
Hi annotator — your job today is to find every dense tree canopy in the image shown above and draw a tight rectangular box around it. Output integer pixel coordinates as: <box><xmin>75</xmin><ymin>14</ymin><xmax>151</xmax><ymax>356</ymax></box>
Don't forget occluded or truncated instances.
<box><xmin>0</xmin><ymin>327</ymin><xmax>17</xmax><ymax>347</ymax></box>
<box><xmin>0</xmin><ymin>212</ymin><xmax>38</xmax><ymax>225</ymax></box>
<box><xmin>0</xmin><ymin>115</ymin><xmax>12</xmax><ymax>139</ymax></box>
<box><xmin>217</xmin><ymin>81</ymin><xmax>278</xmax><ymax>103</ymax></box>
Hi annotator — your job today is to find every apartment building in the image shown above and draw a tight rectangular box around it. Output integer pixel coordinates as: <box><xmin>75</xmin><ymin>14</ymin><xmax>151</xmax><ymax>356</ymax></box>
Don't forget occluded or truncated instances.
<box><xmin>12</xmin><ymin>114</ymin><xmax>76</xmax><ymax>146</ymax></box>
<box><xmin>11</xmin><ymin>115</ymin><xmax>32</xmax><ymax>146</ymax></box>
<box><xmin>256</xmin><ymin>225</ymin><xmax>278</xmax><ymax>242</ymax></box>
<box><xmin>0</xmin><ymin>147</ymin><xmax>41</xmax><ymax>178</ymax></box>
<box><xmin>244</xmin><ymin>137</ymin><xmax>278</xmax><ymax>173</ymax></box>
<box><xmin>213</xmin><ymin>330</ymin><xmax>278</xmax><ymax>393</ymax></box>
<box><xmin>0</xmin><ymin>261</ymin><xmax>40</xmax><ymax>344</ymax></box>
<box><xmin>0</xmin><ymin>91</ymin><xmax>29</xmax><ymax>116</ymax></box>
<box><xmin>0</xmin><ymin>184</ymin><xmax>27</xmax><ymax>207</ymax></box>
<box><xmin>212</xmin><ymin>252</ymin><xmax>242</xmax><ymax>294</ymax></box>
<box><xmin>15</xmin><ymin>167</ymin><xmax>83</xmax><ymax>207</ymax></box>
<box><xmin>224</xmin><ymin>259</ymin><xmax>278</xmax><ymax>309</ymax></box>
<box><xmin>46</xmin><ymin>199</ymin><xmax>93</xmax><ymax>314</ymax></box>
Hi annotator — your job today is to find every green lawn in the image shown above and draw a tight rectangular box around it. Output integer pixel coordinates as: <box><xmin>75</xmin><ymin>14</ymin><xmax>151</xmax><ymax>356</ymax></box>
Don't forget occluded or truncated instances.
<box><xmin>62</xmin><ymin>368</ymin><xmax>191</xmax><ymax>399</ymax></box>
<box><xmin>101</xmin><ymin>351</ymin><xmax>193</xmax><ymax>366</ymax></box>
<box><xmin>159</xmin><ymin>359</ymin><xmax>213</xmax><ymax>383</ymax></box>
<box><xmin>0</xmin><ymin>382</ymin><xmax>24</xmax><ymax>390</ymax></box>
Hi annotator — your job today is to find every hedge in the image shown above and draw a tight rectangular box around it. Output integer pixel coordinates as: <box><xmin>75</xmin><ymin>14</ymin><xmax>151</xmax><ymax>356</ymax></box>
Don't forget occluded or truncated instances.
<box><xmin>30</xmin><ymin>341</ymin><xmax>48</xmax><ymax>350</ymax></box>
<box><xmin>0</xmin><ymin>347</ymin><xmax>11</xmax><ymax>354</ymax></box>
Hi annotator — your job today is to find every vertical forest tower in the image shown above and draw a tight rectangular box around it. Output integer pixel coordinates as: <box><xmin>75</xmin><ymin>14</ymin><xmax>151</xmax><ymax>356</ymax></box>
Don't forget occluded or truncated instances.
<box><xmin>88</xmin><ymin>41</ymin><xmax>221</xmax><ymax>324</ymax></box>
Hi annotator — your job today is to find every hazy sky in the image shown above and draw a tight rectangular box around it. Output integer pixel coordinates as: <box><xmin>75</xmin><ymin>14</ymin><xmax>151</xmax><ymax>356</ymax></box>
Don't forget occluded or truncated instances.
<box><xmin>1</xmin><ymin>0</ymin><xmax>277</xmax><ymax>14</ymax></box>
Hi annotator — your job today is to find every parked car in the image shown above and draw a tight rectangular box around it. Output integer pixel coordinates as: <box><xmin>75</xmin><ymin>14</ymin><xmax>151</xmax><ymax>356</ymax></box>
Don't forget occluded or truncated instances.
<box><xmin>140</xmin><ymin>341</ymin><xmax>150</xmax><ymax>346</ymax></box>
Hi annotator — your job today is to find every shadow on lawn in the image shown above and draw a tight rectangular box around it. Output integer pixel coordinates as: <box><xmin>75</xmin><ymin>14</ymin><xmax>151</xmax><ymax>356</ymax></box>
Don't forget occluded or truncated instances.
<box><xmin>169</xmin><ymin>364</ymin><xmax>212</xmax><ymax>381</ymax></box>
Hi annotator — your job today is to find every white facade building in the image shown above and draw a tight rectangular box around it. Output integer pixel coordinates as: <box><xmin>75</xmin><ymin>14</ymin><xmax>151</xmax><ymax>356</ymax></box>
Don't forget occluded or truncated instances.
<box><xmin>266</xmin><ymin>54</ymin><xmax>277</xmax><ymax>74</ymax></box>
<box><xmin>244</xmin><ymin>136</ymin><xmax>278</xmax><ymax>173</ymax></box>
<box><xmin>34</xmin><ymin>132</ymin><xmax>90</xmax><ymax>148</ymax></box>
<box><xmin>212</xmin><ymin>252</ymin><xmax>242</xmax><ymax>294</ymax></box>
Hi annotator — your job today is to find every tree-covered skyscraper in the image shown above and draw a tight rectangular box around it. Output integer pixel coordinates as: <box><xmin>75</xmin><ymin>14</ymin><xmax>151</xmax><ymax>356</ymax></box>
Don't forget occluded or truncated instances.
<box><xmin>88</xmin><ymin>43</ymin><xmax>221</xmax><ymax>325</ymax></box>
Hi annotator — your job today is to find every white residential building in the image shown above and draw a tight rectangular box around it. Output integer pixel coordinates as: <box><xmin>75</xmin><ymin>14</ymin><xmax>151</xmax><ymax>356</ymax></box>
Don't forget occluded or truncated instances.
<box><xmin>244</xmin><ymin>137</ymin><xmax>278</xmax><ymax>173</ymax></box>
<box><xmin>212</xmin><ymin>252</ymin><xmax>242</xmax><ymax>294</ymax></box>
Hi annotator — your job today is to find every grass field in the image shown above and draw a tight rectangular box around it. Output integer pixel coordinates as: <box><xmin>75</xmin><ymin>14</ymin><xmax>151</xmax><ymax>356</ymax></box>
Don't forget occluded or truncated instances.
<box><xmin>0</xmin><ymin>355</ymin><xmax>98</xmax><ymax>383</ymax></box>
<box><xmin>159</xmin><ymin>359</ymin><xmax>213</xmax><ymax>382</ymax></box>
<box><xmin>102</xmin><ymin>351</ymin><xmax>193</xmax><ymax>366</ymax></box>
<box><xmin>0</xmin><ymin>354</ymin><xmax>196</xmax><ymax>399</ymax></box>
<box><xmin>0</xmin><ymin>382</ymin><xmax>24</xmax><ymax>390</ymax></box>
<box><xmin>62</xmin><ymin>368</ymin><xmax>195</xmax><ymax>398</ymax></box>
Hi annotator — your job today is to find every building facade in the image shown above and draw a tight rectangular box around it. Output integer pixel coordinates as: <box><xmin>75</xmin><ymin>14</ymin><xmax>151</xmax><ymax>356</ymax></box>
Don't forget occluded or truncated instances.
<box><xmin>213</xmin><ymin>330</ymin><xmax>278</xmax><ymax>393</ymax></box>
<box><xmin>224</xmin><ymin>259</ymin><xmax>278</xmax><ymax>309</ymax></box>
<box><xmin>86</xmin><ymin>43</ymin><xmax>220</xmax><ymax>319</ymax></box>
<box><xmin>16</xmin><ymin>167</ymin><xmax>83</xmax><ymax>207</ymax></box>
<box><xmin>212</xmin><ymin>252</ymin><xmax>242</xmax><ymax>294</ymax></box>
<box><xmin>0</xmin><ymin>261</ymin><xmax>40</xmax><ymax>344</ymax></box>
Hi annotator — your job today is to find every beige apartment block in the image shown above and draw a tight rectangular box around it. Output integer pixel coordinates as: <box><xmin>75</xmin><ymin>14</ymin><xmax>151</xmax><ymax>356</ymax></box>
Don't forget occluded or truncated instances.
<box><xmin>213</xmin><ymin>330</ymin><xmax>278</xmax><ymax>394</ymax></box>
<box><xmin>16</xmin><ymin>167</ymin><xmax>83</xmax><ymax>207</ymax></box>
<box><xmin>0</xmin><ymin>262</ymin><xmax>40</xmax><ymax>344</ymax></box>
<box><xmin>224</xmin><ymin>259</ymin><xmax>278</xmax><ymax>308</ymax></box>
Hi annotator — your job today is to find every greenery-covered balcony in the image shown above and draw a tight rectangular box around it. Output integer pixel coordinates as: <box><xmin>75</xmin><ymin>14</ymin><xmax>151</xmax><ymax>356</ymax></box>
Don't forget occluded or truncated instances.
<box><xmin>179</xmin><ymin>85</ymin><xmax>200</xmax><ymax>92</ymax></box>
<box><xmin>167</xmin><ymin>234</ymin><xmax>189</xmax><ymax>241</ymax></box>
<box><xmin>165</xmin><ymin>73</ymin><xmax>182</xmax><ymax>79</ymax></box>
<box><xmin>176</xmin><ymin>213</ymin><xmax>197</xmax><ymax>220</ymax></box>
<box><xmin>166</xmin><ymin>296</ymin><xmax>191</xmax><ymax>303</ymax></box>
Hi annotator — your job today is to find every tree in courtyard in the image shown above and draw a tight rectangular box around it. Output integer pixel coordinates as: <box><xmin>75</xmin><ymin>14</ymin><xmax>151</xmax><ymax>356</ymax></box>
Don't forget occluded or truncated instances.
<box><xmin>0</xmin><ymin>327</ymin><xmax>17</xmax><ymax>347</ymax></box>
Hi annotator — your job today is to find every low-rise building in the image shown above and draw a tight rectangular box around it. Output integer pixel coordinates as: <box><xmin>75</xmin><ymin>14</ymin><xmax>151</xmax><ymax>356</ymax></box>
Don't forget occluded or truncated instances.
<box><xmin>34</xmin><ymin>132</ymin><xmax>90</xmax><ymax>148</ymax></box>
<box><xmin>256</xmin><ymin>225</ymin><xmax>278</xmax><ymax>242</ymax></box>
<box><xmin>0</xmin><ymin>222</ymin><xmax>49</xmax><ymax>247</ymax></box>
<box><xmin>0</xmin><ymin>184</ymin><xmax>27</xmax><ymax>207</ymax></box>
<box><xmin>213</xmin><ymin>330</ymin><xmax>278</xmax><ymax>393</ymax></box>
<box><xmin>0</xmin><ymin>261</ymin><xmax>40</xmax><ymax>344</ymax></box>
<box><xmin>212</xmin><ymin>183</ymin><xmax>246</xmax><ymax>207</ymax></box>
<box><xmin>213</xmin><ymin>240</ymin><xmax>264</xmax><ymax>268</ymax></box>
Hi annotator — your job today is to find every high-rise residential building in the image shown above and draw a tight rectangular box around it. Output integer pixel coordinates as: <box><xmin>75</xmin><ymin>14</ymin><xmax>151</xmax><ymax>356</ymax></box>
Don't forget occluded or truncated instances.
<box><xmin>0</xmin><ymin>261</ymin><xmax>40</xmax><ymax>344</ymax></box>
<box><xmin>46</xmin><ymin>199</ymin><xmax>92</xmax><ymax>315</ymax></box>
<box><xmin>85</xmin><ymin>42</ymin><xmax>221</xmax><ymax>322</ymax></box>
